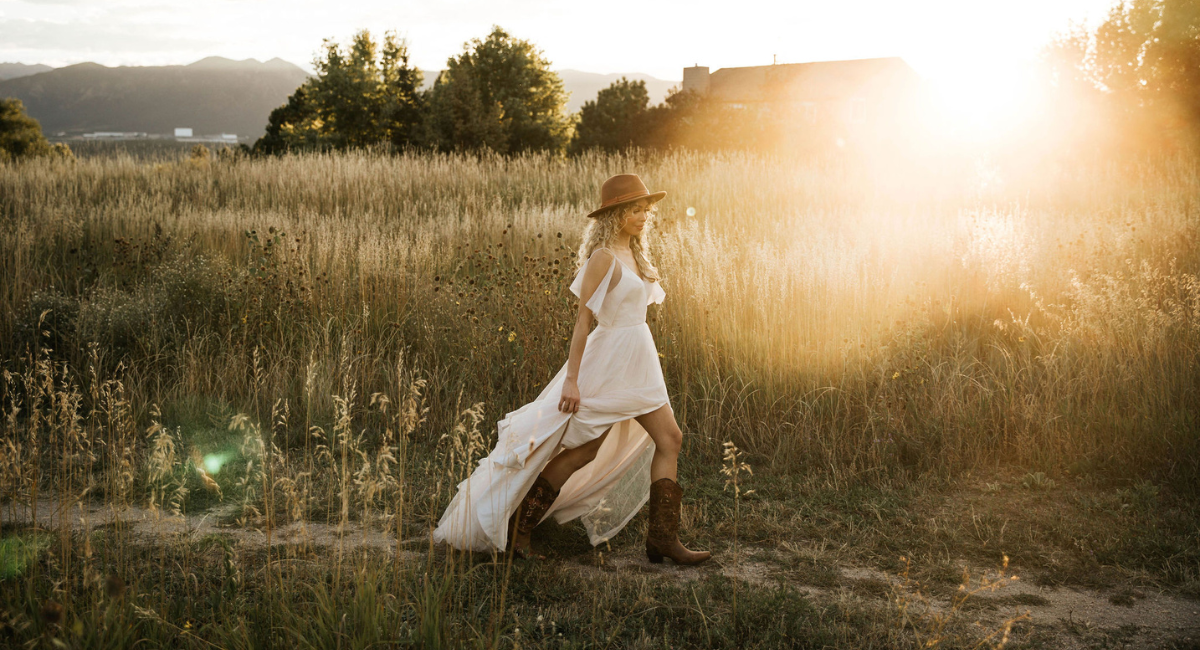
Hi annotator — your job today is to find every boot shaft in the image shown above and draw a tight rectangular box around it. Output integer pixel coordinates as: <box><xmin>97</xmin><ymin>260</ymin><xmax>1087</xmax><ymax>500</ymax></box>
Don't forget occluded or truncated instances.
<box><xmin>647</xmin><ymin>477</ymin><xmax>683</xmax><ymax>540</ymax></box>
<box><xmin>645</xmin><ymin>477</ymin><xmax>711</xmax><ymax>565</ymax></box>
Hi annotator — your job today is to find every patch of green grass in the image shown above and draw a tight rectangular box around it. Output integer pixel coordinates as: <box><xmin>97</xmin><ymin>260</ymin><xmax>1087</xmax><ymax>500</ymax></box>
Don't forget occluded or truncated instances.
<box><xmin>0</xmin><ymin>532</ymin><xmax>50</xmax><ymax>580</ymax></box>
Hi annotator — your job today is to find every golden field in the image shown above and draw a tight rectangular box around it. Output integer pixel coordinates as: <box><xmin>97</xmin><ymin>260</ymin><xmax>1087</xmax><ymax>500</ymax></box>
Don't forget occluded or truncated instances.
<box><xmin>0</xmin><ymin>148</ymin><xmax>1197</xmax><ymax>648</ymax></box>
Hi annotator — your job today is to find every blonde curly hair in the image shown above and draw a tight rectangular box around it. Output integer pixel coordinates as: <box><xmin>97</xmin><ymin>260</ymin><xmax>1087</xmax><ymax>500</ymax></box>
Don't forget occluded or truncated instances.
<box><xmin>576</xmin><ymin>200</ymin><xmax>661</xmax><ymax>282</ymax></box>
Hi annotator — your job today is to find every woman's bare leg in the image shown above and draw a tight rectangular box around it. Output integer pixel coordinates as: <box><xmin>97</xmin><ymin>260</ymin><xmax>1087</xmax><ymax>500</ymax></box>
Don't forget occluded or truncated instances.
<box><xmin>539</xmin><ymin>427</ymin><xmax>610</xmax><ymax>491</ymax></box>
<box><xmin>634</xmin><ymin>404</ymin><xmax>708</xmax><ymax>564</ymax></box>
<box><xmin>634</xmin><ymin>405</ymin><xmax>683</xmax><ymax>483</ymax></box>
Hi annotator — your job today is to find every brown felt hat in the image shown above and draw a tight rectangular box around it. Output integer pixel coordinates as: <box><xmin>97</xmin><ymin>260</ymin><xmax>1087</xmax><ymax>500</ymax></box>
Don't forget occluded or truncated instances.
<box><xmin>586</xmin><ymin>174</ymin><xmax>667</xmax><ymax>219</ymax></box>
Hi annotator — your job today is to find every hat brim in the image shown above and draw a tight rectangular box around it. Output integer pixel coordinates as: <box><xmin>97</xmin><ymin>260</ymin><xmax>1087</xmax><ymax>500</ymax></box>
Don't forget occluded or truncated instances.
<box><xmin>586</xmin><ymin>191</ymin><xmax>667</xmax><ymax>219</ymax></box>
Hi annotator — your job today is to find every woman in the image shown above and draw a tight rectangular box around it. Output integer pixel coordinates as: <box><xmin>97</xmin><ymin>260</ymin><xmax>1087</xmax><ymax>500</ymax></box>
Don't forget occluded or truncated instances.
<box><xmin>433</xmin><ymin>174</ymin><xmax>709</xmax><ymax>565</ymax></box>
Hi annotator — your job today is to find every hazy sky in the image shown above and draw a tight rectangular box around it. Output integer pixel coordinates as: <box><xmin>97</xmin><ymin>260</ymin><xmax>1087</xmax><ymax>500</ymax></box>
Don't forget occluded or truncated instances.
<box><xmin>3</xmin><ymin>0</ymin><xmax>1117</xmax><ymax>84</ymax></box>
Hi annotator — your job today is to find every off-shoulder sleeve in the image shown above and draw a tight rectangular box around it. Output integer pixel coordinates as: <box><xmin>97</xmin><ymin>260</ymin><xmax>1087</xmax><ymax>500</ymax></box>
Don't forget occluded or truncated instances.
<box><xmin>569</xmin><ymin>250</ymin><xmax>617</xmax><ymax>315</ymax></box>
<box><xmin>646</xmin><ymin>281</ymin><xmax>666</xmax><ymax>305</ymax></box>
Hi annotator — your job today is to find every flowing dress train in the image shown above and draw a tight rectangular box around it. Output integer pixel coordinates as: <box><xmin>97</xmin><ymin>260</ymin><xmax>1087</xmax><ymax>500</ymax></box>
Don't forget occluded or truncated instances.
<box><xmin>432</xmin><ymin>248</ymin><xmax>669</xmax><ymax>551</ymax></box>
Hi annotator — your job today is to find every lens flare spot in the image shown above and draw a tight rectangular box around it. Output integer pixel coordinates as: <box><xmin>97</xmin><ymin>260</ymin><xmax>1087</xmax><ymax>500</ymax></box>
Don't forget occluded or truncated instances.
<box><xmin>686</xmin><ymin>207</ymin><xmax>696</xmax><ymax>217</ymax></box>
<box><xmin>203</xmin><ymin>454</ymin><xmax>226</xmax><ymax>475</ymax></box>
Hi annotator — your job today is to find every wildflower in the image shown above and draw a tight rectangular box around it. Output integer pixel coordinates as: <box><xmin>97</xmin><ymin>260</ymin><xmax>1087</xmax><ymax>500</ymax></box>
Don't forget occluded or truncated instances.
<box><xmin>1018</xmin><ymin>336</ymin><xmax>1027</xmax><ymax>343</ymax></box>
<box><xmin>658</xmin><ymin>353</ymin><xmax>664</xmax><ymax>358</ymax></box>
<box><xmin>544</xmin><ymin>290</ymin><xmax>550</xmax><ymax>295</ymax></box>
<box><xmin>892</xmin><ymin>371</ymin><xmax>900</xmax><ymax>379</ymax></box>
<box><xmin>508</xmin><ymin>331</ymin><xmax>517</xmax><ymax>342</ymax></box>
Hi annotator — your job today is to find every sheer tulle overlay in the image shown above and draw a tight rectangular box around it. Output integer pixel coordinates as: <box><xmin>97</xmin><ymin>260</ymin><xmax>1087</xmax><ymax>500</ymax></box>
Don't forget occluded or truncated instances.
<box><xmin>433</xmin><ymin>249</ymin><xmax>669</xmax><ymax>551</ymax></box>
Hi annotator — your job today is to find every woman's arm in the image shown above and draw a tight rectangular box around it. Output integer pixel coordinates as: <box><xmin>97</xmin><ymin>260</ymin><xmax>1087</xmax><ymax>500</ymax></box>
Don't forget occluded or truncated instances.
<box><xmin>559</xmin><ymin>249</ymin><xmax>615</xmax><ymax>413</ymax></box>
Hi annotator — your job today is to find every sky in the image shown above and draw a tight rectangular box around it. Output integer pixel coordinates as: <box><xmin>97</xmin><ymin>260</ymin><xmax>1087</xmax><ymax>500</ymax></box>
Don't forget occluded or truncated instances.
<box><xmin>2</xmin><ymin>0</ymin><xmax>1118</xmax><ymax>85</ymax></box>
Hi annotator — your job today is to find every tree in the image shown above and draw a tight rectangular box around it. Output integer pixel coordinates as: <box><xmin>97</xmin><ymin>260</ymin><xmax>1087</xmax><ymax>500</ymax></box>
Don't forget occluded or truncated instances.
<box><xmin>1044</xmin><ymin>0</ymin><xmax>1200</xmax><ymax>150</ymax></box>
<box><xmin>1</xmin><ymin>98</ymin><xmax>50</xmax><ymax>161</ymax></box>
<box><xmin>254</xmin><ymin>30</ymin><xmax>423</xmax><ymax>154</ymax></box>
<box><xmin>255</xmin><ymin>85</ymin><xmax>319</xmax><ymax>155</ymax></box>
<box><xmin>380</xmin><ymin>34</ymin><xmax>426</xmax><ymax>148</ymax></box>
<box><xmin>570</xmin><ymin>78</ymin><xmax>651</xmax><ymax>153</ymax></box>
<box><xmin>424</xmin><ymin>57</ymin><xmax>508</xmax><ymax>152</ymax></box>
<box><xmin>0</xmin><ymin>98</ymin><xmax>72</xmax><ymax>162</ymax></box>
<box><xmin>425</xmin><ymin>26</ymin><xmax>571</xmax><ymax>153</ymax></box>
<box><xmin>646</xmin><ymin>88</ymin><xmax>769</xmax><ymax>152</ymax></box>
<box><xmin>1145</xmin><ymin>0</ymin><xmax>1200</xmax><ymax>133</ymax></box>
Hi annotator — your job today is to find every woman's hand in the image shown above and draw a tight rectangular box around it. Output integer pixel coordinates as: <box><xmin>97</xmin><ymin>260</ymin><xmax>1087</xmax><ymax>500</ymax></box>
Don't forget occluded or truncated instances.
<box><xmin>559</xmin><ymin>379</ymin><xmax>581</xmax><ymax>413</ymax></box>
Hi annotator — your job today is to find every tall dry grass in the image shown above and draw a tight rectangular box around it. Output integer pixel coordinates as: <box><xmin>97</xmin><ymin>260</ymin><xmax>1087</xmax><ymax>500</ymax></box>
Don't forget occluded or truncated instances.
<box><xmin>0</xmin><ymin>146</ymin><xmax>1195</xmax><ymax>647</ymax></box>
<box><xmin>2</xmin><ymin>148</ymin><xmax>1194</xmax><ymax>492</ymax></box>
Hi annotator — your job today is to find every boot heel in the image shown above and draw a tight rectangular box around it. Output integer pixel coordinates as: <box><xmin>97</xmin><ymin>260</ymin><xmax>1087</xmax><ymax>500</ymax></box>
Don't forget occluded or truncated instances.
<box><xmin>647</xmin><ymin>551</ymin><xmax>664</xmax><ymax>564</ymax></box>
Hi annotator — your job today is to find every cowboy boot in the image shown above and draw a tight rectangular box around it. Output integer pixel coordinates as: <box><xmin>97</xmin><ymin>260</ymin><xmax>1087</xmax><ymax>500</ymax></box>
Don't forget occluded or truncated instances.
<box><xmin>508</xmin><ymin>475</ymin><xmax>559</xmax><ymax>558</ymax></box>
<box><xmin>645</xmin><ymin>478</ymin><xmax>711</xmax><ymax>565</ymax></box>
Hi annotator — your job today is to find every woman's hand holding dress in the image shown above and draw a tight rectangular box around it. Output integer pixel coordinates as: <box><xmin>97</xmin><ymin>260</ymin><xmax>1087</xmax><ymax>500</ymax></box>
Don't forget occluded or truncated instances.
<box><xmin>559</xmin><ymin>378</ymin><xmax>581</xmax><ymax>413</ymax></box>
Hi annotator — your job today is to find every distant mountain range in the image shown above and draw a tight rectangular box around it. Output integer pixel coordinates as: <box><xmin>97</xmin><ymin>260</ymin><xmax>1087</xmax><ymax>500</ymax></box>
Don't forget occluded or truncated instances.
<box><xmin>0</xmin><ymin>62</ymin><xmax>53</xmax><ymax>81</ymax></box>
<box><xmin>0</xmin><ymin>57</ymin><xmax>679</xmax><ymax>139</ymax></box>
<box><xmin>0</xmin><ymin>57</ymin><xmax>310</xmax><ymax>138</ymax></box>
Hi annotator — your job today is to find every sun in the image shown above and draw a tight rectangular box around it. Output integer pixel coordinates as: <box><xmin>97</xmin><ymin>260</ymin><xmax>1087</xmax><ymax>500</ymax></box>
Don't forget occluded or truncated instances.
<box><xmin>928</xmin><ymin>64</ymin><xmax>1039</xmax><ymax>143</ymax></box>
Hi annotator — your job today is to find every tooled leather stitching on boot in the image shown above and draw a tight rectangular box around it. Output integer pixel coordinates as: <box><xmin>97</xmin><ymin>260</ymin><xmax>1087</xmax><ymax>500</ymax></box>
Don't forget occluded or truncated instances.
<box><xmin>647</xmin><ymin>478</ymin><xmax>681</xmax><ymax>547</ymax></box>
<box><xmin>646</xmin><ymin>478</ymin><xmax>709</xmax><ymax>564</ymax></box>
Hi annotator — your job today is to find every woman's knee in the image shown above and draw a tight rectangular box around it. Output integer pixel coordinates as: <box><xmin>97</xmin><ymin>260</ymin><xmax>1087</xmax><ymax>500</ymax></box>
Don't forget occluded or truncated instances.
<box><xmin>657</xmin><ymin>423</ymin><xmax>683</xmax><ymax>457</ymax></box>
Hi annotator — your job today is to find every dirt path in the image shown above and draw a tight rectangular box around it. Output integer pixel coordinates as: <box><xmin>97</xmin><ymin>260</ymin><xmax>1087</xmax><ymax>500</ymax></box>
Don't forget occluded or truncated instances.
<box><xmin>3</xmin><ymin>497</ymin><xmax>417</xmax><ymax>556</ymax></box>
<box><xmin>6</xmin><ymin>498</ymin><xmax>1198</xmax><ymax>648</ymax></box>
<box><xmin>575</xmin><ymin>546</ymin><xmax>1198</xmax><ymax>648</ymax></box>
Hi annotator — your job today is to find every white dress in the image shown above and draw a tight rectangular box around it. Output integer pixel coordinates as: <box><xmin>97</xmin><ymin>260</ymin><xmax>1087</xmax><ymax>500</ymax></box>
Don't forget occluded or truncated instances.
<box><xmin>433</xmin><ymin>247</ymin><xmax>669</xmax><ymax>551</ymax></box>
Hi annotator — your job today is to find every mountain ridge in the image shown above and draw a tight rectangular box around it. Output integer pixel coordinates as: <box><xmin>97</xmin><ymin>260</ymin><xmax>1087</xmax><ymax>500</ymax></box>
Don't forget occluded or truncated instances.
<box><xmin>0</xmin><ymin>62</ymin><xmax>54</xmax><ymax>81</ymax></box>
<box><xmin>0</xmin><ymin>58</ymin><xmax>680</xmax><ymax>138</ymax></box>
<box><xmin>0</xmin><ymin>59</ymin><xmax>311</xmax><ymax>137</ymax></box>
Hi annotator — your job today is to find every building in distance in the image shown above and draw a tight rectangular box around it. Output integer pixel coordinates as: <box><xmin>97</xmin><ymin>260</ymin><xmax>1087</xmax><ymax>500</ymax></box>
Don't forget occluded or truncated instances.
<box><xmin>682</xmin><ymin>57</ymin><xmax>927</xmax><ymax>149</ymax></box>
<box><xmin>83</xmin><ymin>132</ymin><xmax>148</xmax><ymax>139</ymax></box>
<box><xmin>176</xmin><ymin>133</ymin><xmax>238</xmax><ymax>143</ymax></box>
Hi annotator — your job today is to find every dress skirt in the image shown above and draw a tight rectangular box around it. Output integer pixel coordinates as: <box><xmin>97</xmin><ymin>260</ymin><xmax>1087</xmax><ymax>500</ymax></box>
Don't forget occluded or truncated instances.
<box><xmin>433</xmin><ymin>248</ymin><xmax>670</xmax><ymax>552</ymax></box>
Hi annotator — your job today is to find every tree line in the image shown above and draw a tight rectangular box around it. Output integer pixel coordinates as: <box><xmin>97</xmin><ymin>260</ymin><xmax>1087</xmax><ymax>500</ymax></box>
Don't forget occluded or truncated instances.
<box><xmin>254</xmin><ymin>26</ymin><xmax>783</xmax><ymax>156</ymax></box>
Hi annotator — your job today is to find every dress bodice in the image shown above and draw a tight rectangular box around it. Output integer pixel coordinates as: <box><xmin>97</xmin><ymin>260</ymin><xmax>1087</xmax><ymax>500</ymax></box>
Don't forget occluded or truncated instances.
<box><xmin>569</xmin><ymin>249</ymin><xmax>666</xmax><ymax>328</ymax></box>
